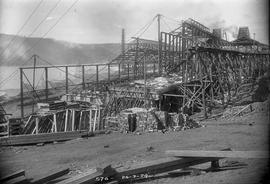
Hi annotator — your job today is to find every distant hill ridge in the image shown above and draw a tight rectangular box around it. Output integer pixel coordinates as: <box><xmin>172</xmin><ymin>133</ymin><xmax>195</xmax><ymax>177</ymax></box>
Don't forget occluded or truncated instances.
<box><xmin>0</xmin><ymin>33</ymin><xmax>121</xmax><ymax>66</ymax></box>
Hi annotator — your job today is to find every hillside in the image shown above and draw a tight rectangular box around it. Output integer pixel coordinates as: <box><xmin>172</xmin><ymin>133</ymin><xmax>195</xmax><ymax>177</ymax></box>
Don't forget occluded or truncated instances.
<box><xmin>0</xmin><ymin>34</ymin><xmax>121</xmax><ymax>66</ymax></box>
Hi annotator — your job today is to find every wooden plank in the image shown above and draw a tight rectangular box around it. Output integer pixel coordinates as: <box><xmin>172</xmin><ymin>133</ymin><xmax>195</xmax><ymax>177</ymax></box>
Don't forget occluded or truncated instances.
<box><xmin>116</xmin><ymin>156</ymin><xmax>220</xmax><ymax>178</ymax></box>
<box><xmin>56</xmin><ymin>154</ymin><xmax>223</xmax><ymax>184</ymax></box>
<box><xmin>3</xmin><ymin>176</ymin><xmax>27</xmax><ymax>184</ymax></box>
<box><xmin>56</xmin><ymin>168</ymin><xmax>102</xmax><ymax>184</ymax></box>
<box><xmin>64</xmin><ymin>109</ymin><xmax>68</xmax><ymax>132</ymax></box>
<box><xmin>71</xmin><ymin>110</ymin><xmax>75</xmax><ymax>131</ymax></box>
<box><xmin>0</xmin><ymin>170</ymin><xmax>25</xmax><ymax>182</ymax></box>
<box><xmin>166</xmin><ymin>150</ymin><xmax>269</xmax><ymax>159</ymax></box>
<box><xmin>32</xmin><ymin>168</ymin><xmax>70</xmax><ymax>184</ymax></box>
<box><xmin>0</xmin><ymin>131</ymin><xmax>88</xmax><ymax>146</ymax></box>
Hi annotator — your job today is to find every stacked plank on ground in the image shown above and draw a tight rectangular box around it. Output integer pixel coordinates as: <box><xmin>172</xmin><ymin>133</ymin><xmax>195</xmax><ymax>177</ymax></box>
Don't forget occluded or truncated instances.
<box><xmin>0</xmin><ymin>131</ymin><xmax>88</xmax><ymax>146</ymax></box>
<box><xmin>8</xmin><ymin>118</ymin><xmax>23</xmax><ymax>135</ymax></box>
<box><xmin>0</xmin><ymin>170</ymin><xmax>25</xmax><ymax>183</ymax></box>
<box><xmin>55</xmin><ymin>148</ymin><xmax>244</xmax><ymax>184</ymax></box>
<box><xmin>49</xmin><ymin>101</ymin><xmax>67</xmax><ymax>110</ymax></box>
<box><xmin>0</xmin><ymin>104</ymin><xmax>9</xmax><ymax>137</ymax></box>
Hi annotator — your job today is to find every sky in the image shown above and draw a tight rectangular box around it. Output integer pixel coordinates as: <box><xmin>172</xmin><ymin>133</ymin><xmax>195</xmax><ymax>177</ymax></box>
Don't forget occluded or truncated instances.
<box><xmin>0</xmin><ymin>0</ymin><xmax>269</xmax><ymax>44</ymax></box>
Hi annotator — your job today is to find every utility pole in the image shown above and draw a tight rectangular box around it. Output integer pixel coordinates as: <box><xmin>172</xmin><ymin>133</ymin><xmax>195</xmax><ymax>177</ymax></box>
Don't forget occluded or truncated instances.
<box><xmin>121</xmin><ymin>28</ymin><xmax>126</xmax><ymax>74</ymax></box>
<box><xmin>157</xmin><ymin>14</ymin><xmax>162</xmax><ymax>75</ymax></box>
<box><xmin>32</xmin><ymin>55</ymin><xmax>37</xmax><ymax>113</ymax></box>
<box><xmin>20</xmin><ymin>68</ymin><xmax>24</xmax><ymax>119</ymax></box>
<box><xmin>121</xmin><ymin>29</ymin><xmax>125</xmax><ymax>60</ymax></box>
<box><xmin>144</xmin><ymin>56</ymin><xmax>147</xmax><ymax>108</ymax></box>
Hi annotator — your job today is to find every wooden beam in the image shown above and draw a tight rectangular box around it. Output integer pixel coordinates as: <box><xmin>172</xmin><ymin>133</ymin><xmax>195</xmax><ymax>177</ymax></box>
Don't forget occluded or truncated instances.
<box><xmin>71</xmin><ymin>110</ymin><xmax>75</xmax><ymax>131</ymax></box>
<box><xmin>2</xmin><ymin>176</ymin><xmax>27</xmax><ymax>184</ymax></box>
<box><xmin>89</xmin><ymin>110</ymin><xmax>92</xmax><ymax>132</ymax></box>
<box><xmin>32</xmin><ymin>168</ymin><xmax>70</xmax><ymax>184</ymax></box>
<box><xmin>64</xmin><ymin>109</ymin><xmax>68</xmax><ymax>132</ymax></box>
<box><xmin>166</xmin><ymin>150</ymin><xmax>269</xmax><ymax>159</ymax></box>
<box><xmin>35</xmin><ymin>117</ymin><xmax>39</xmax><ymax>134</ymax></box>
<box><xmin>56</xmin><ymin>168</ymin><xmax>102</xmax><ymax>184</ymax></box>
<box><xmin>0</xmin><ymin>170</ymin><xmax>25</xmax><ymax>182</ymax></box>
<box><xmin>0</xmin><ymin>131</ymin><xmax>88</xmax><ymax>146</ymax></box>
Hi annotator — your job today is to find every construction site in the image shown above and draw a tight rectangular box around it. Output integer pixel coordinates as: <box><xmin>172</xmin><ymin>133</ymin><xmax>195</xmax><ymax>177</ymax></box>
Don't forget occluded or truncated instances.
<box><xmin>0</xmin><ymin>3</ymin><xmax>270</xmax><ymax>184</ymax></box>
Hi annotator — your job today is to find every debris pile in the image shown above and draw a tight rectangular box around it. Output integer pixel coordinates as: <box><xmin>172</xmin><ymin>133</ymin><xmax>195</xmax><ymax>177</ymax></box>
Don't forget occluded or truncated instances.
<box><xmin>105</xmin><ymin>107</ymin><xmax>202</xmax><ymax>133</ymax></box>
<box><xmin>221</xmin><ymin>100</ymin><xmax>268</xmax><ymax>119</ymax></box>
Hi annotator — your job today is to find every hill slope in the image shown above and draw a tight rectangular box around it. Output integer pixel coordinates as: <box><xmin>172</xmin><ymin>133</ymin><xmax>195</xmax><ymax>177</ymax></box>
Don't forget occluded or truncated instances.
<box><xmin>0</xmin><ymin>34</ymin><xmax>121</xmax><ymax>66</ymax></box>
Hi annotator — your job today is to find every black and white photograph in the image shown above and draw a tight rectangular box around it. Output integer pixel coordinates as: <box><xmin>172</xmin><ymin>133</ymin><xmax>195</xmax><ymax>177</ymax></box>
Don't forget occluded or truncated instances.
<box><xmin>0</xmin><ymin>0</ymin><xmax>269</xmax><ymax>183</ymax></box>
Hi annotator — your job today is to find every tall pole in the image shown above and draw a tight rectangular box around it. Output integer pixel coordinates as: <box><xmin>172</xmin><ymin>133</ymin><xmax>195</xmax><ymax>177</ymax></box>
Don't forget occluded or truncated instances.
<box><xmin>82</xmin><ymin>65</ymin><xmax>85</xmax><ymax>91</ymax></box>
<box><xmin>157</xmin><ymin>14</ymin><xmax>162</xmax><ymax>75</ymax></box>
<box><xmin>121</xmin><ymin>29</ymin><xmax>125</xmax><ymax>75</ymax></box>
<box><xmin>65</xmin><ymin>66</ymin><xmax>68</xmax><ymax>97</ymax></box>
<box><xmin>20</xmin><ymin>68</ymin><xmax>24</xmax><ymax>119</ymax></box>
<box><xmin>32</xmin><ymin>55</ymin><xmax>36</xmax><ymax>113</ymax></box>
<box><xmin>121</xmin><ymin>29</ymin><xmax>125</xmax><ymax>61</ymax></box>
<box><xmin>45</xmin><ymin>67</ymin><xmax>48</xmax><ymax>103</ymax></box>
<box><xmin>144</xmin><ymin>56</ymin><xmax>147</xmax><ymax>108</ymax></box>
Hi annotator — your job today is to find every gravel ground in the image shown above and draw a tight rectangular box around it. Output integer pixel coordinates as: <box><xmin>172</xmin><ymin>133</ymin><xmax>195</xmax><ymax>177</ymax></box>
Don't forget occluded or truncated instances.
<box><xmin>0</xmin><ymin>101</ymin><xmax>269</xmax><ymax>184</ymax></box>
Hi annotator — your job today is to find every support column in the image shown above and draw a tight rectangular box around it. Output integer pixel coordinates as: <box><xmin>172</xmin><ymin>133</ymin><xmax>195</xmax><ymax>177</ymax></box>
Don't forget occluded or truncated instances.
<box><xmin>108</xmin><ymin>64</ymin><xmax>110</xmax><ymax>82</ymax></box>
<box><xmin>72</xmin><ymin>109</ymin><xmax>75</xmax><ymax>131</ymax></box>
<box><xmin>127</xmin><ymin>64</ymin><xmax>130</xmax><ymax>80</ymax></box>
<box><xmin>82</xmin><ymin>65</ymin><xmax>85</xmax><ymax>91</ymax></box>
<box><xmin>202</xmin><ymin>81</ymin><xmax>207</xmax><ymax>119</ymax></box>
<box><xmin>35</xmin><ymin>117</ymin><xmax>39</xmax><ymax>134</ymax></box>
<box><xmin>20</xmin><ymin>68</ymin><xmax>24</xmax><ymax>119</ymax></box>
<box><xmin>32</xmin><ymin>55</ymin><xmax>37</xmax><ymax>113</ymax></box>
<box><xmin>134</xmin><ymin>37</ymin><xmax>139</xmax><ymax>79</ymax></box>
<box><xmin>52</xmin><ymin>113</ymin><xmax>57</xmax><ymax>132</ymax></box>
<box><xmin>121</xmin><ymin>28</ymin><xmax>125</xmax><ymax>63</ymax></box>
<box><xmin>96</xmin><ymin>65</ymin><xmax>99</xmax><ymax>84</ymax></box>
<box><xmin>64</xmin><ymin>109</ymin><xmax>68</xmax><ymax>132</ymax></box>
<box><xmin>157</xmin><ymin>14</ymin><xmax>162</xmax><ymax>75</ymax></box>
<box><xmin>45</xmin><ymin>67</ymin><xmax>48</xmax><ymax>103</ymax></box>
<box><xmin>65</xmin><ymin>66</ymin><xmax>68</xmax><ymax>96</ymax></box>
<box><xmin>89</xmin><ymin>109</ymin><xmax>92</xmax><ymax>132</ymax></box>
<box><xmin>118</xmin><ymin>63</ymin><xmax>121</xmax><ymax>79</ymax></box>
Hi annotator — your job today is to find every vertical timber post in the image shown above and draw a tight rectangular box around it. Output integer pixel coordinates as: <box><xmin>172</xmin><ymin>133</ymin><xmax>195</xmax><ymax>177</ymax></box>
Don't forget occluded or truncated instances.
<box><xmin>121</xmin><ymin>29</ymin><xmax>125</xmax><ymax>62</ymax></box>
<box><xmin>108</xmin><ymin>64</ymin><xmax>110</xmax><ymax>82</ymax></box>
<box><xmin>32</xmin><ymin>55</ymin><xmax>37</xmax><ymax>113</ymax></box>
<box><xmin>158</xmin><ymin>14</ymin><xmax>162</xmax><ymax>75</ymax></box>
<box><xmin>118</xmin><ymin>63</ymin><xmax>121</xmax><ymax>79</ymax></box>
<box><xmin>36</xmin><ymin>117</ymin><xmax>39</xmax><ymax>134</ymax></box>
<box><xmin>82</xmin><ymin>65</ymin><xmax>85</xmax><ymax>91</ymax></box>
<box><xmin>134</xmin><ymin>37</ymin><xmax>139</xmax><ymax>79</ymax></box>
<box><xmin>144</xmin><ymin>56</ymin><xmax>147</xmax><ymax>108</ymax></box>
<box><xmin>65</xmin><ymin>66</ymin><xmax>68</xmax><ymax>98</ymax></box>
<box><xmin>127</xmin><ymin>64</ymin><xmax>130</xmax><ymax>80</ymax></box>
<box><xmin>96</xmin><ymin>65</ymin><xmax>99</xmax><ymax>87</ymax></box>
<box><xmin>20</xmin><ymin>68</ymin><xmax>24</xmax><ymax>119</ymax></box>
<box><xmin>45</xmin><ymin>67</ymin><xmax>48</xmax><ymax>103</ymax></box>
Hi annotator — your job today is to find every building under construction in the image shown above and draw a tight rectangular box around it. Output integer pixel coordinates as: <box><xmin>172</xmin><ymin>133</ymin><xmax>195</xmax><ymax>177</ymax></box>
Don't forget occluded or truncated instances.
<box><xmin>0</xmin><ymin>15</ymin><xmax>269</xmax><ymax>139</ymax></box>
<box><xmin>0</xmin><ymin>12</ymin><xmax>270</xmax><ymax>184</ymax></box>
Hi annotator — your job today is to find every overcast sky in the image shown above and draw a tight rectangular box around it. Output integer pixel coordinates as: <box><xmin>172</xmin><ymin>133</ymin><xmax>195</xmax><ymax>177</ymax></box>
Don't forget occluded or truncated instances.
<box><xmin>0</xmin><ymin>0</ymin><xmax>269</xmax><ymax>44</ymax></box>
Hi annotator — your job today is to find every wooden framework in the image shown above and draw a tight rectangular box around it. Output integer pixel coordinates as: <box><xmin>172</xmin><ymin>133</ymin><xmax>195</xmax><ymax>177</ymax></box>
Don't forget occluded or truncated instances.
<box><xmin>16</xmin><ymin>17</ymin><xmax>269</xmax><ymax>129</ymax></box>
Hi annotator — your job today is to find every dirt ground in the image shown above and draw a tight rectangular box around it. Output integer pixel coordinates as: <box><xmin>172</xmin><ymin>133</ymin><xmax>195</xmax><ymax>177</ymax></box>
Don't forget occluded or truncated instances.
<box><xmin>0</xmin><ymin>101</ymin><xmax>269</xmax><ymax>184</ymax></box>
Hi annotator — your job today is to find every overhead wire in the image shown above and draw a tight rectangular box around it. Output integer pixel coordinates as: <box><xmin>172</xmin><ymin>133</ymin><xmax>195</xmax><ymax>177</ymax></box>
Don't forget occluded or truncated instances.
<box><xmin>1</xmin><ymin>0</ymin><xmax>62</xmax><ymax>65</ymax></box>
<box><xmin>0</xmin><ymin>55</ymin><xmax>34</xmax><ymax>87</ymax></box>
<box><xmin>70</xmin><ymin>14</ymin><xmax>159</xmax><ymax>92</ymax></box>
<box><xmin>161</xmin><ymin>18</ymin><xmax>173</xmax><ymax>32</ymax></box>
<box><xmin>68</xmin><ymin>15</ymin><xmax>159</xmax><ymax>92</ymax></box>
<box><xmin>161</xmin><ymin>14</ymin><xmax>181</xmax><ymax>24</ymax></box>
<box><xmin>0</xmin><ymin>0</ymin><xmax>44</xmax><ymax>58</ymax></box>
<box><xmin>37</xmin><ymin>55</ymin><xmax>82</xmax><ymax>80</ymax></box>
<box><xmin>126</xmin><ymin>14</ymin><xmax>157</xmax><ymax>43</ymax></box>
